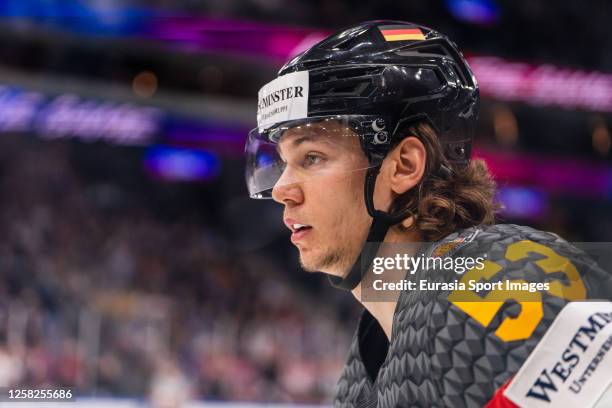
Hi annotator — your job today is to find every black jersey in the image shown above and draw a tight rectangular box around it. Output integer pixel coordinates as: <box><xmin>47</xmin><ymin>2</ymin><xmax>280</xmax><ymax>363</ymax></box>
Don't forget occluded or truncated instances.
<box><xmin>334</xmin><ymin>224</ymin><xmax>612</xmax><ymax>407</ymax></box>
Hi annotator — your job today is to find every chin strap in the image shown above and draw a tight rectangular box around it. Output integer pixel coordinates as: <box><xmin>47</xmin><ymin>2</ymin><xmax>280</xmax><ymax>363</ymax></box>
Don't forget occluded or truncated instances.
<box><xmin>328</xmin><ymin>165</ymin><xmax>411</xmax><ymax>291</ymax></box>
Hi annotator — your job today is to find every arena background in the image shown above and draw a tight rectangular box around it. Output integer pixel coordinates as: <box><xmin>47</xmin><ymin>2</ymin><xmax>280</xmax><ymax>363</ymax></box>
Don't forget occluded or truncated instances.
<box><xmin>0</xmin><ymin>0</ymin><xmax>611</xmax><ymax>406</ymax></box>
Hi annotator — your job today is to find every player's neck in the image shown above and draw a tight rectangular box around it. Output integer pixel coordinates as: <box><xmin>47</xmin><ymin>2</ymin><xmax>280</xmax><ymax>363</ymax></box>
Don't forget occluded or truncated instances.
<box><xmin>351</xmin><ymin>222</ymin><xmax>422</xmax><ymax>340</ymax></box>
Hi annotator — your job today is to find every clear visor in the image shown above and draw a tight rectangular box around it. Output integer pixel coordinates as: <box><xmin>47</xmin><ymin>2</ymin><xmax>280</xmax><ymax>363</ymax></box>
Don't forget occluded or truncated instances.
<box><xmin>246</xmin><ymin>115</ymin><xmax>386</xmax><ymax>199</ymax></box>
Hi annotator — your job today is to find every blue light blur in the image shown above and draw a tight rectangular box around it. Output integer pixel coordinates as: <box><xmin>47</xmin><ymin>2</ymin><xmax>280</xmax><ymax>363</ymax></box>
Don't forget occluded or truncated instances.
<box><xmin>0</xmin><ymin>0</ymin><xmax>154</xmax><ymax>35</ymax></box>
<box><xmin>497</xmin><ymin>186</ymin><xmax>548</xmax><ymax>220</ymax></box>
<box><xmin>257</xmin><ymin>153</ymin><xmax>275</xmax><ymax>167</ymax></box>
<box><xmin>144</xmin><ymin>146</ymin><xmax>220</xmax><ymax>182</ymax></box>
<box><xmin>445</xmin><ymin>0</ymin><xmax>500</xmax><ymax>25</ymax></box>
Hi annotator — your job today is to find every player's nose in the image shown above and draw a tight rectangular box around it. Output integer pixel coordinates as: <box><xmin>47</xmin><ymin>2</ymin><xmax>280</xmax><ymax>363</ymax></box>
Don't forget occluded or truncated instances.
<box><xmin>271</xmin><ymin>170</ymin><xmax>304</xmax><ymax>206</ymax></box>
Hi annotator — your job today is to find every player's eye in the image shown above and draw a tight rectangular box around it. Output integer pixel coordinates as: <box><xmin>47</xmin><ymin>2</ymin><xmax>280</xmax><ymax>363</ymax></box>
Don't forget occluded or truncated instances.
<box><xmin>302</xmin><ymin>152</ymin><xmax>325</xmax><ymax>168</ymax></box>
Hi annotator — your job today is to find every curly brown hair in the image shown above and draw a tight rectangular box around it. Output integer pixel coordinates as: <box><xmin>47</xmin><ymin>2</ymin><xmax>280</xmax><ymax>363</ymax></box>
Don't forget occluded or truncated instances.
<box><xmin>390</xmin><ymin>121</ymin><xmax>499</xmax><ymax>241</ymax></box>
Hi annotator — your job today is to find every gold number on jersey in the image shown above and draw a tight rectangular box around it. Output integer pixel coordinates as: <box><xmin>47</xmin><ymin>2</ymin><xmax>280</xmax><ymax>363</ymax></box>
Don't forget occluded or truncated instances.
<box><xmin>448</xmin><ymin>240</ymin><xmax>586</xmax><ymax>342</ymax></box>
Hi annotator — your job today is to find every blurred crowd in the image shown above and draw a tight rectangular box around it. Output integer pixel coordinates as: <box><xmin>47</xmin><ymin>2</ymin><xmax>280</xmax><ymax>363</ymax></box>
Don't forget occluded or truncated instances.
<box><xmin>0</xmin><ymin>135</ymin><xmax>355</xmax><ymax>405</ymax></box>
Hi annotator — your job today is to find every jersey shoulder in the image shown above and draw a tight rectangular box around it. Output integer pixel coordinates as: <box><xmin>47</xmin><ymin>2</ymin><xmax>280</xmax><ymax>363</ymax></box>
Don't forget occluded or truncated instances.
<box><xmin>416</xmin><ymin>224</ymin><xmax>612</xmax><ymax>406</ymax></box>
<box><xmin>441</xmin><ymin>223</ymin><xmax>571</xmax><ymax>260</ymax></box>
<box><xmin>445</xmin><ymin>223</ymin><xmax>612</xmax><ymax>298</ymax></box>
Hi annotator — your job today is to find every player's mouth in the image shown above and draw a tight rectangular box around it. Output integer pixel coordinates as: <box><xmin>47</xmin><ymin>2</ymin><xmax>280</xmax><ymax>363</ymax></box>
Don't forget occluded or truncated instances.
<box><xmin>284</xmin><ymin>218</ymin><xmax>313</xmax><ymax>244</ymax></box>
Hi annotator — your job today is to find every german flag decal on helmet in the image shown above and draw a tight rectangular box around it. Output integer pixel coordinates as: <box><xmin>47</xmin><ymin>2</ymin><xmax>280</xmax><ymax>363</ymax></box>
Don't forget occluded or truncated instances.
<box><xmin>378</xmin><ymin>25</ymin><xmax>426</xmax><ymax>42</ymax></box>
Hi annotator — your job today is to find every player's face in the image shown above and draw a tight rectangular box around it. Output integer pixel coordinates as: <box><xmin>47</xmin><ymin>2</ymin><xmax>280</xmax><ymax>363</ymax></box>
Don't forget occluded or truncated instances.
<box><xmin>271</xmin><ymin>121</ymin><xmax>371</xmax><ymax>277</ymax></box>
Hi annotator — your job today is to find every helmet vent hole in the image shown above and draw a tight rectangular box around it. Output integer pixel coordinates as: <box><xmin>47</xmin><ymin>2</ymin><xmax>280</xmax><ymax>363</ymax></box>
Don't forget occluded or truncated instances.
<box><xmin>451</xmin><ymin>65</ymin><xmax>467</xmax><ymax>87</ymax></box>
<box><xmin>310</xmin><ymin>67</ymin><xmax>383</xmax><ymax>97</ymax></box>
<box><xmin>332</xmin><ymin>37</ymin><xmax>363</xmax><ymax>51</ymax></box>
<box><xmin>411</xmin><ymin>45</ymin><xmax>449</xmax><ymax>57</ymax></box>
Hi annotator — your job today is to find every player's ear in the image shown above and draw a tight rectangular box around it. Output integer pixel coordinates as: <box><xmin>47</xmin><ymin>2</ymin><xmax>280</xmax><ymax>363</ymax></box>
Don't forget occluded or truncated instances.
<box><xmin>386</xmin><ymin>136</ymin><xmax>426</xmax><ymax>195</ymax></box>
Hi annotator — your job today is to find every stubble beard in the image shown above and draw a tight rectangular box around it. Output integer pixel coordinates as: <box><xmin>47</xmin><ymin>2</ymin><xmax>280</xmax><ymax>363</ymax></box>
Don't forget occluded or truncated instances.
<box><xmin>298</xmin><ymin>175</ymin><xmax>371</xmax><ymax>277</ymax></box>
<box><xmin>298</xmin><ymin>227</ymin><xmax>363</xmax><ymax>277</ymax></box>
<box><xmin>299</xmin><ymin>247</ymin><xmax>348</xmax><ymax>275</ymax></box>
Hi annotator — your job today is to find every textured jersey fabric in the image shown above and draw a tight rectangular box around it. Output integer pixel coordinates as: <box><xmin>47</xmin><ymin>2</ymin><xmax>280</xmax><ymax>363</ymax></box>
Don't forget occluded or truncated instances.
<box><xmin>334</xmin><ymin>224</ymin><xmax>612</xmax><ymax>408</ymax></box>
